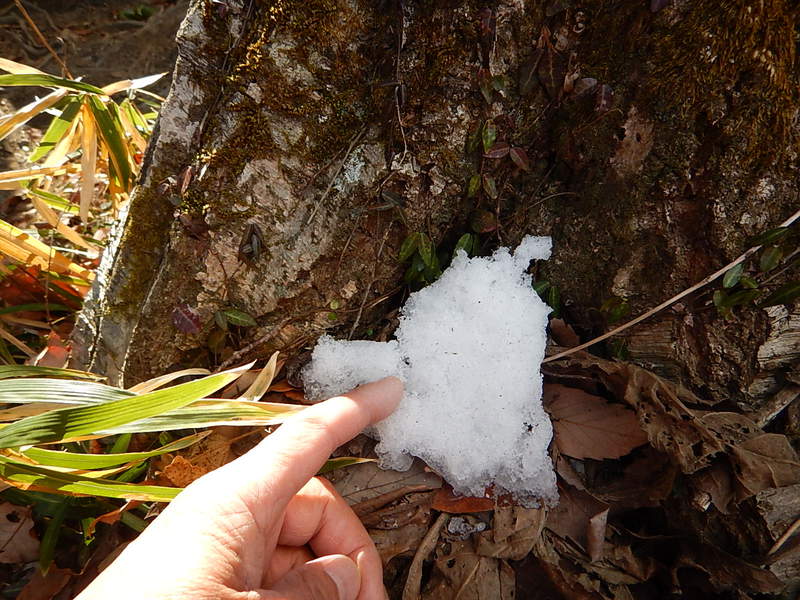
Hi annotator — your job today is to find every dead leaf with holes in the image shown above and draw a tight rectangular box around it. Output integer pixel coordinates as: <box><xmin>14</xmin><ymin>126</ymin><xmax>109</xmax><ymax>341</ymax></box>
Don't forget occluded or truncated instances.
<box><xmin>0</xmin><ymin>502</ymin><xmax>39</xmax><ymax>564</ymax></box>
<box><xmin>544</xmin><ymin>383</ymin><xmax>648</xmax><ymax>460</ymax></box>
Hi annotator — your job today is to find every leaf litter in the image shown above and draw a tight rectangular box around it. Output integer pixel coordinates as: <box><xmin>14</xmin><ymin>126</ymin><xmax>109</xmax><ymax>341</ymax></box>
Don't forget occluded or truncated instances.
<box><xmin>327</xmin><ymin>347</ymin><xmax>800</xmax><ymax>598</ymax></box>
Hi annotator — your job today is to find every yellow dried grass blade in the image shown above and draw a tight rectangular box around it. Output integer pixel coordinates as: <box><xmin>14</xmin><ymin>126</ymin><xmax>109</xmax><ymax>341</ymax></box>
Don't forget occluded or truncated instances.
<box><xmin>0</xmin><ymin>58</ymin><xmax>46</xmax><ymax>75</ymax></box>
<box><xmin>128</xmin><ymin>368</ymin><xmax>211</xmax><ymax>394</ymax></box>
<box><xmin>117</xmin><ymin>102</ymin><xmax>147</xmax><ymax>152</ymax></box>
<box><xmin>27</xmin><ymin>195</ymin><xmax>98</xmax><ymax>252</ymax></box>
<box><xmin>239</xmin><ymin>351</ymin><xmax>279</xmax><ymax>401</ymax></box>
<box><xmin>0</xmin><ymin>218</ymin><xmax>93</xmax><ymax>282</ymax></box>
<box><xmin>0</xmin><ymin>164</ymin><xmax>78</xmax><ymax>189</ymax></box>
<box><xmin>79</xmin><ymin>103</ymin><xmax>97</xmax><ymax>222</ymax></box>
<box><xmin>0</xmin><ymin>88</ymin><xmax>68</xmax><ymax>141</ymax></box>
<box><xmin>42</xmin><ymin>115</ymin><xmax>80</xmax><ymax>168</ymax></box>
<box><xmin>0</xmin><ymin>315</ymin><xmax>49</xmax><ymax>329</ymax></box>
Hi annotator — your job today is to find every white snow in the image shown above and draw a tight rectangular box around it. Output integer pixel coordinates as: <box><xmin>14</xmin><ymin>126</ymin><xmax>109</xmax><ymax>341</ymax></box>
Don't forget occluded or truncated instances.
<box><xmin>302</xmin><ymin>236</ymin><xmax>557</xmax><ymax>504</ymax></box>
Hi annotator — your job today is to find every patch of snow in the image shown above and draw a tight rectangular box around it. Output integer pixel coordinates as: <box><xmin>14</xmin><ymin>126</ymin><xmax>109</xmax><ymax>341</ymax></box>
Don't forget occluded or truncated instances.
<box><xmin>303</xmin><ymin>236</ymin><xmax>558</xmax><ymax>504</ymax></box>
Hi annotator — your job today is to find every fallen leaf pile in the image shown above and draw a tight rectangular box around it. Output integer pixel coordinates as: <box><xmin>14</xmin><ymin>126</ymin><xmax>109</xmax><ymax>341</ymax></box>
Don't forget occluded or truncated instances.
<box><xmin>330</xmin><ymin>351</ymin><xmax>800</xmax><ymax>599</ymax></box>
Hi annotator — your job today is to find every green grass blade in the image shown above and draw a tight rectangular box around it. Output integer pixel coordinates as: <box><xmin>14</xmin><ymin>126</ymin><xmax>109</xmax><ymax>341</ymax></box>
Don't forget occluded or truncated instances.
<box><xmin>27</xmin><ymin>95</ymin><xmax>83</xmax><ymax>162</ymax></box>
<box><xmin>0</xmin><ymin>369</ymin><xmax>246</xmax><ymax>447</ymax></box>
<box><xmin>38</xmin><ymin>498</ymin><xmax>67</xmax><ymax>572</ymax></box>
<box><xmin>0</xmin><ymin>367</ymin><xmax>105</xmax><ymax>382</ymax></box>
<box><xmin>0</xmin><ymin>454</ymin><xmax>180</xmax><ymax>501</ymax></box>
<box><xmin>24</xmin><ymin>186</ymin><xmax>80</xmax><ymax>215</ymax></box>
<box><xmin>318</xmin><ymin>457</ymin><xmax>375</xmax><ymax>475</ymax></box>
<box><xmin>0</xmin><ymin>74</ymin><xmax>105</xmax><ymax>94</ymax></box>
<box><xmin>21</xmin><ymin>432</ymin><xmax>210</xmax><ymax>469</ymax></box>
<box><xmin>0</xmin><ymin>378</ymin><xmax>126</xmax><ymax>403</ymax></box>
<box><xmin>85</xmin><ymin>96</ymin><xmax>131</xmax><ymax>188</ymax></box>
<box><xmin>0</xmin><ymin>303</ymin><xmax>73</xmax><ymax>316</ymax></box>
<box><xmin>103</xmin><ymin>400</ymin><xmax>303</xmax><ymax>434</ymax></box>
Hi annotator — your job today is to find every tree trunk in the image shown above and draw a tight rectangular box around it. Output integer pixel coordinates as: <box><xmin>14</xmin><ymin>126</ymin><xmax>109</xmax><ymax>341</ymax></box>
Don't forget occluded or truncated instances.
<box><xmin>72</xmin><ymin>0</ymin><xmax>799</xmax><ymax>401</ymax></box>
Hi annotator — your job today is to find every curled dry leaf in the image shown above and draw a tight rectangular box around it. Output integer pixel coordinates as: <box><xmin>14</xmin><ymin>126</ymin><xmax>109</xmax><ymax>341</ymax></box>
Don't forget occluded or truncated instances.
<box><xmin>544</xmin><ymin>383</ymin><xmax>648</xmax><ymax>460</ymax></box>
<box><xmin>545</xmin><ymin>482</ymin><xmax>610</xmax><ymax>556</ymax></box>
<box><xmin>432</xmin><ymin>484</ymin><xmax>494</xmax><ymax>513</ymax></box>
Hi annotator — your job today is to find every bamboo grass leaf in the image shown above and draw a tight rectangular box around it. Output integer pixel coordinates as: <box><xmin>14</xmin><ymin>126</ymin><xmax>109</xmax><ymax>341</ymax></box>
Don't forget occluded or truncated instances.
<box><xmin>0</xmin><ymin>454</ymin><xmax>181</xmax><ymax>501</ymax></box>
<box><xmin>28</xmin><ymin>95</ymin><xmax>83</xmax><ymax>162</ymax></box>
<box><xmin>23</xmin><ymin>187</ymin><xmax>79</xmax><ymax>215</ymax></box>
<box><xmin>79</xmin><ymin>102</ymin><xmax>98</xmax><ymax>222</ymax></box>
<box><xmin>0</xmin><ymin>88</ymin><xmax>68</xmax><ymax>142</ymax></box>
<box><xmin>0</xmin><ymin>378</ymin><xmax>130</xmax><ymax>405</ymax></box>
<box><xmin>21</xmin><ymin>432</ymin><xmax>210</xmax><ymax>469</ymax></box>
<box><xmin>27</xmin><ymin>194</ymin><xmax>97</xmax><ymax>251</ymax></box>
<box><xmin>318</xmin><ymin>457</ymin><xmax>375</xmax><ymax>475</ymax></box>
<box><xmin>0</xmin><ymin>366</ymin><xmax>249</xmax><ymax>448</ymax></box>
<box><xmin>0</xmin><ymin>218</ymin><xmax>94</xmax><ymax>282</ymax></box>
<box><xmin>86</xmin><ymin>96</ymin><xmax>131</xmax><ymax>189</ymax></box>
<box><xmin>238</xmin><ymin>351</ymin><xmax>278</xmax><ymax>401</ymax></box>
<box><xmin>128</xmin><ymin>368</ymin><xmax>211</xmax><ymax>394</ymax></box>
<box><xmin>0</xmin><ymin>58</ymin><xmax>47</xmax><ymax>75</ymax></box>
<box><xmin>102</xmin><ymin>400</ymin><xmax>303</xmax><ymax>434</ymax></box>
<box><xmin>0</xmin><ymin>73</ymin><xmax>105</xmax><ymax>95</ymax></box>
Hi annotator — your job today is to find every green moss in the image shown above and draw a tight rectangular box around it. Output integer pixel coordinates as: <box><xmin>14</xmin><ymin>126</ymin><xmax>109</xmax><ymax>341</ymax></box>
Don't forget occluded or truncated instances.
<box><xmin>580</xmin><ymin>0</ymin><xmax>799</xmax><ymax>163</ymax></box>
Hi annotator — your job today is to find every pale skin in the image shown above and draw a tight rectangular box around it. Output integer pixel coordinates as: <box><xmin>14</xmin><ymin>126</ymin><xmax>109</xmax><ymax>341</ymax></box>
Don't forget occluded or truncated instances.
<box><xmin>76</xmin><ymin>377</ymin><xmax>404</xmax><ymax>600</ymax></box>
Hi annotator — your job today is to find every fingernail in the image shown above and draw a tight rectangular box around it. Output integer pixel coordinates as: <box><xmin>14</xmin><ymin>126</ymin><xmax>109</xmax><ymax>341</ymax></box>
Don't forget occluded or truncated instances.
<box><xmin>314</xmin><ymin>554</ymin><xmax>360</xmax><ymax>600</ymax></box>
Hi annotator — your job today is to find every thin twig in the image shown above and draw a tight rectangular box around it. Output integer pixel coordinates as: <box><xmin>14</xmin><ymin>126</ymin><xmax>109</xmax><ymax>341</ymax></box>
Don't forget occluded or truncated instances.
<box><xmin>544</xmin><ymin>206</ymin><xmax>800</xmax><ymax>363</ymax></box>
<box><xmin>352</xmin><ymin>484</ymin><xmax>438</xmax><ymax>517</ymax></box>
<box><xmin>402</xmin><ymin>512</ymin><xmax>447</xmax><ymax>600</ymax></box>
<box><xmin>348</xmin><ymin>227</ymin><xmax>391</xmax><ymax>340</ymax></box>
<box><xmin>767</xmin><ymin>515</ymin><xmax>800</xmax><ymax>557</ymax></box>
<box><xmin>13</xmin><ymin>0</ymin><xmax>71</xmax><ymax>78</ymax></box>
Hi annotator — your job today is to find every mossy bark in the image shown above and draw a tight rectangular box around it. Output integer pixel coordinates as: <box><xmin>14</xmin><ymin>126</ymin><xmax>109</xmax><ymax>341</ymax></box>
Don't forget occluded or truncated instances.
<box><xmin>72</xmin><ymin>0</ymin><xmax>799</xmax><ymax>419</ymax></box>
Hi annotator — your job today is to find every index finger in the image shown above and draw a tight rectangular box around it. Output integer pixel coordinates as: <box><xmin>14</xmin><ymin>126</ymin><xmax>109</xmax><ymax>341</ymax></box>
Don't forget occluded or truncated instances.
<box><xmin>228</xmin><ymin>376</ymin><xmax>403</xmax><ymax>506</ymax></box>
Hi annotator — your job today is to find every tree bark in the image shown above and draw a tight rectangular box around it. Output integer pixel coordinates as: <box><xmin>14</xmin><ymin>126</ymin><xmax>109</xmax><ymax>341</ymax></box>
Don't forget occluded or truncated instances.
<box><xmin>71</xmin><ymin>0</ymin><xmax>799</xmax><ymax>414</ymax></box>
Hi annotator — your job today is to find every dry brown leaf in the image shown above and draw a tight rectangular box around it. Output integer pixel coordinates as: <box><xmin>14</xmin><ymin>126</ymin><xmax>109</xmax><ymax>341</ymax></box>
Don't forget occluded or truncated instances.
<box><xmin>161</xmin><ymin>455</ymin><xmax>206</xmax><ymax>487</ymax></box>
<box><xmin>691</xmin><ymin>463</ymin><xmax>735</xmax><ymax>513</ymax></box>
<box><xmin>590</xmin><ymin>446</ymin><xmax>677</xmax><ymax>508</ymax></box>
<box><xmin>476</xmin><ymin>505</ymin><xmax>546</xmax><ymax>560</ymax></box>
<box><xmin>545</xmin><ymin>483</ymin><xmax>610</xmax><ymax>555</ymax></box>
<box><xmin>17</xmin><ymin>566</ymin><xmax>72</xmax><ymax>600</ymax></box>
<box><xmin>587</xmin><ymin>509</ymin><xmax>609</xmax><ymax>563</ymax></box>
<box><xmin>544</xmin><ymin>384</ymin><xmax>648</xmax><ymax>460</ymax></box>
<box><xmin>546</xmin><ymin>354</ymin><xmax>729</xmax><ymax>473</ymax></box>
<box><xmin>730</xmin><ymin>433</ymin><xmax>800</xmax><ymax>499</ymax></box>
<box><xmin>422</xmin><ymin>539</ymin><xmax>515</xmax><ymax>600</ymax></box>
<box><xmin>330</xmin><ymin>459</ymin><xmax>442</xmax><ymax>506</ymax></box>
<box><xmin>432</xmin><ymin>484</ymin><xmax>494</xmax><ymax>514</ymax></box>
<box><xmin>0</xmin><ymin>502</ymin><xmax>39</xmax><ymax>564</ymax></box>
<box><xmin>675</xmin><ymin>541</ymin><xmax>784</xmax><ymax>594</ymax></box>
<box><xmin>550</xmin><ymin>318</ymin><xmax>580</xmax><ymax>347</ymax></box>
<box><xmin>365</xmin><ymin>492</ymin><xmax>434</xmax><ymax>565</ymax></box>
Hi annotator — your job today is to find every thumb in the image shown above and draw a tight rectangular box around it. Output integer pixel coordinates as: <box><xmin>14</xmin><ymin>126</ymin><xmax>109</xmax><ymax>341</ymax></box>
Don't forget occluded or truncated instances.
<box><xmin>264</xmin><ymin>554</ymin><xmax>360</xmax><ymax>600</ymax></box>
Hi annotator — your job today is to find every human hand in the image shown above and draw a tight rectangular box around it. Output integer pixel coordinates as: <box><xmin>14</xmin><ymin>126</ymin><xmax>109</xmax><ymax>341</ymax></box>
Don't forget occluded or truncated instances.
<box><xmin>75</xmin><ymin>377</ymin><xmax>403</xmax><ymax>600</ymax></box>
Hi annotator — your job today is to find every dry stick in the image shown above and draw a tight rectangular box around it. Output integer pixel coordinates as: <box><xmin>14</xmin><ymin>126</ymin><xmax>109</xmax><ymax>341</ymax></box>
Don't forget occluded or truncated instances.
<box><xmin>767</xmin><ymin>515</ymin><xmax>800</xmax><ymax>557</ymax></box>
<box><xmin>543</xmin><ymin>206</ymin><xmax>800</xmax><ymax>364</ymax></box>
<box><xmin>351</xmin><ymin>484</ymin><xmax>438</xmax><ymax>517</ymax></box>
<box><xmin>13</xmin><ymin>0</ymin><xmax>71</xmax><ymax>78</ymax></box>
<box><xmin>348</xmin><ymin>227</ymin><xmax>391</xmax><ymax>340</ymax></box>
<box><xmin>402</xmin><ymin>512</ymin><xmax>448</xmax><ymax>600</ymax></box>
